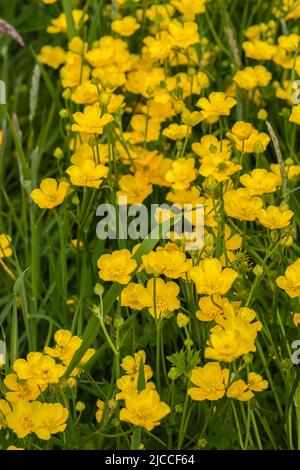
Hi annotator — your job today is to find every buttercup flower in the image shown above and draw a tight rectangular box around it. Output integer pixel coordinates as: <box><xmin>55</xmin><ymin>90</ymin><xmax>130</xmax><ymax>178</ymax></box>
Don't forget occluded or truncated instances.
<box><xmin>72</xmin><ymin>104</ymin><xmax>113</xmax><ymax>134</ymax></box>
<box><xmin>226</xmin><ymin>380</ymin><xmax>254</xmax><ymax>401</ymax></box>
<box><xmin>165</xmin><ymin>158</ymin><xmax>197</xmax><ymax>190</ymax></box>
<box><xmin>117</xmin><ymin>172</ymin><xmax>153</xmax><ymax>204</ymax></box>
<box><xmin>168</xmin><ymin>20</ymin><xmax>200</xmax><ymax>48</ymax></box>
<box><xmin>247</xmin><ymin>372</ymin><xmax>268</xmax><ymax>392</ymax></box>
<box><xmin>97</xmin><ymin>249</ymin><xmax>137</xmax><ymax>285</ymax></box>
<box><xmin>47</xmin><ymin>10</ymin><xmax>88</xmax><ymax>34</ymax></box>
<box><xmin>290</xmin><ymin>105</ymin><xmax>300</xmax><ymax>125</ymax></box>
<box><xmin>0</xmin><ymin>234</ymin><xmax>12</xmax><ymax>258</ymax></box>
<box><xmin>66</xmin><ymin>160</ymin><xmax>109</xmax><ymax>188</ymax></box>
<box><xmin>121</xmin><ymin>283</ymin><xmax>152</xmax><ymax>310</ymax></box>
<box><xmin>38</xmin><ymin>45</ymin><xmax>66</xmax><ymax>69</ymax></box>
<box><xmin>257</xmin><ymin>205</ymin><xmax>294</xmax><ymax>230</ymax></box>
<box><xmin>188</xmin><ymin>362</ymin><xmax>229</xmax><ymax>401</ymax></box>
<box><xmin>31</xmin><ymin>179</ymin><xmax>69</xmax><ymax>209</ymax></box>
<box><xmin>31</xmin><ymin>402</ymin><xmax>68</xmax><ymax>440</ymax></box>
<box><xmin>95</xmin><ymin>400</ymin><xmax>104</xmax><ymax>423</ymax></box>
<box><xmin>146</xmin><ymin>277</ymin><xmax>180</xmax><ymax>318</ymax></box>
<box><xmin>205</xmin><ymin>303</ymin><xmax>262</xmax><ymax>362</ymax></box>
<box><xmin>119</xmin><ymin>389</ymin><xmax>170</xmax><ymax>431</ymax></box>
<box><xmin>189</xmin><ymin>258</ymin><xmax>237</xmax><ymax>295</ymax></box>
<box><xmin>196</xmin><ymin>92</ymin><xmax>236</xmax><ymax>122</ymax></box>
<box><xmin>276</xmin><ymin>258</ymin><xmax>300</xmax><ymax>298</ymax></box>
<box><xmin>234</xmin><ymin>66</ymin><xmax>272</xmax><ymax>90</ymax></box>
<box><xmin>240</xmin><ymin>169</ymin><xmax>280</xmax><ymax>195</ymax></box>
<box><xmin>112</xmin><ymin>17</ymin><xmax>140</xmax><ymax>36</ymax></box>
<box><xmin>224</xmin><ymin>188</ymin><xmax>263</xmax><ymax>221</ymax></box>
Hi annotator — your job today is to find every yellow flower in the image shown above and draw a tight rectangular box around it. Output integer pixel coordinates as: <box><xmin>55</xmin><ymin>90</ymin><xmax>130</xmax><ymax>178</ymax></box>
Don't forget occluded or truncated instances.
<box><xmin>274</xmin><ymin>80</ymin><xmax>293</xmax><ymax>103</ymax></box>
<box><xmin>143</xmin><ymin>32</ymin><xmax>173</xmax><ymax>61</ymax></box>
<box><xmin>293</xmin><ymin>313</ymin><xmax>300</xmax><ymax>326</ymax></box>
<box><xmin>47</xmin><ymin>10</ymin><xmax>89</xmax><ymax>34</ymax></box>
<box><xmin>97</xmin><ymin>249</ymin><xmax>137</xmax><ymax>285</ymax></box>
<box><xmin>31</xmin><ymin>178</ymin><xmax>69</xmax><ymax>209</ymax></box>
<box><xmin>116</xmin><ymin>376</ymin><xmax>155</xmax><ymax>400</ymax></box>
<box><xmin>240</xmin><ymin>169</ymin><xmax>280</xmax><ymax>195</ymax></box>
<box><xmin>146</xmin><ymin>277</ymin><xmax>180</xmax><ymax>318</ymax></box>
<box><xmin>278</xmin><ymin>34</ymin><xmax>300</xmax><ymax>52</ymax></box>
<box><xmin>13</xmin><ymin>353</ymin><xmax>65</xmax><ymax>389</ymax></box>
<box><xmin>199</xmin><ymin>154</ymin><xmax>242</xmax><ymax>182</ymax></box>
<box><xmin>6</xmin><ymin>446</ymin><xmax>24</xmax><ymax>450</ymax></box>
<box><xmin>37</xmin><ymin>46</ymin><xmax>66</xmax><ymax>69</ymax></box>
<box><xmin>188</xmin><ymin>362</ymin><xmax>229</xmax><ymax>401</ymax></box>
<box><xmin>142</xmin><ymin>251</ymin><xmax>167</xmax><ymax>277</ymax></box>
<box><xmin>31</xmin><ymin>402</ymin><xmax>68</xmax><ymax>440</ymax></box>
<box><xmin>0</xmin><ymin>234</ymin><xmax>12</xmax><ymax>258</ymax></box>
<box><xmin>163</xmin><ymin>251</ymin><xmax>192</xmax><ymax>279</ymax></box>
<box><xmin>117</xmin><ymin>172</ymin><xmax>153</xmax><ymax>204</ymax></box>
<box><xmin>168</xmin><ymin>20</ymin><xmax>200</xmax><ymax>48</ymax></box>
<box><xmin>192</xmin><ymin>135</ymin><xmax>232</xmax><ymax>160</ymax></box>
<box><xmin>205</xmin><ymin>303</ymin><xmax>262</xmax><ymax>362</ymax></box>
<box><xmin>130</xmin><ymin>114</ymin><xmax>160</xmax><ymax>144</ymax></box>
<box><xmin>257</xmin><ymin>205</ymin><xmax>294</xmax><ymax>230</ymax></box>
<box><xmin>95</xmin><ymin>400</ymin><xmax>104</xmax><ymax>423</ymax></box>
<box><xmin>170</xmin><ymin>0</ymin><xmax>209</xmax><ymax>20</ymax></box>
<box><xmin>44</xmin><ymin>329</ymin><xmax>82</xmax><ymax>365</ymax></box>
<box><xmin>196</xmin><ymin>295</ymin><xmax>224</xmax><ymax>322</ymax></box>
<box><xmin>4</xmin><ymin>374</ymin><xmax>40</xmax><ymax>402</ymax></box>
<box><xmin>196</xmin><ymin>92</ymin><xmax>236</xmax><ymax>122</ymax></box>
<box><xmin>224</xmin><ymin>188</ymin><xmax>263</xmax><ymax>221</ymax></box>
<box><xmin>162</xmin><ymin>124</ymin><xmax>190</xmax><ymax>140</ymax></box>
<box><xmin>276</xmin><ymin>258</ymin><xmax>300</xmax><ymax>298</ymax></box>
<box><xmin>6</xmin><ymin>400</ymin><xmax>33</xmax><ymax>438</ymax></box>
<box><xmin>233</xmin><ymin>65</ymin><xmax>272</xmax><ymax>90</ymax></box>
<box><xmin>72</xmin><ymin>104</ymin><xmax>113</xmax><ymax>134</ymax></box>
<box><xmin>167</xmin><ymin>186</ymin><xmax>202</xmax><ymax>206</ymax></box>
<box><xmin>242</xmin><ymin>40</ymin><xmax>276</xmax><ymax>60</ymax></box>
<box><xmin>66</xmin><ymin>160</ymin><xmax>108</xmax><ymax>188</ymax></box>
<box><xmin>0</xmin><ymin>399</ymin><xmax>12</xmax><ymax>430</ymax></box>
<box><xmin>71</xmin><ymin>81</ymin><xmax>99</xmax><ymax>105</ymax></box>
<box><xmin>227</xmin><ymin>122</ymin><xmax>270</xmax><ymax>153</ymax></box>
<box><xmin>247</xmin><ymin>372</ymin><xmax>268</xmax><ymax>392</ymax></box>
<box><xmin>119</xmin><ymin>389</ymin><xmax>170</xmax><ymax>431</ymax></box>
<box><xmin>226</xmin><ymin>380</ymin><xmax>254</xmax><ymax>401</ymax></box>
<box><xmin>165</xmin><ymin>158</ymin><xmax>197</xmax><ymax>190</ymax></box>
<box><xmin>189</xmin><ymin>258</ymin><xmax>237</xmax><ymax>296</ymax></box>
<box><xmin>121</xmin><ymin>283</ymin><xmax>152</xmax><ymax>310</ymax></box>
<box><xmin>112</xmin><ymin>16</ymin><xmax>140</xmax><ymax>36</ymax></box>
<box><xmin>290</xmin><ymin>105</ymin><xmax>300</xmax><ymax>125</ymax></box>
<box><xmin>121</xmin><ymin>351</ymin><xmax>149</xmax><ymax>375</ymax></box>
<box><xmin>271</xmin><ymin>162</ymin><xmax>300</xmax><ymax>181</ymax></box>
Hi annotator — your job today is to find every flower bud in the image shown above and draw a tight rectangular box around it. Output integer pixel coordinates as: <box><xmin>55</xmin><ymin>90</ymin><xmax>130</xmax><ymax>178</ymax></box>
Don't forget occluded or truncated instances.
<box><xmin>62</xmin><ymin>88</ymin><xmax>71</xmax><ymax>100</ymax></box>
<box><xmin>108</xmin><ymin>399</ymin><xmax>117</xmax><ymax>410</ymax></box>
<box><xmin>184</xmin><ymin>338</ymin><xmax>193</xmax><ymax>348</ymax></box>
<box><xmin>177</xmin><ymin>313</ymin><xmax>190</xmax><ymax>328</ymax></box>
<box><xmin>59</xmin><ymin>109</ymin><xmax>69</xmax><ymax>119</ymax></box>
<box><xmin>253</xmin><ymin>264</ymin><xmax>263</xmax><ymax>277</ymax></box>
<box><xmin>94</xmin><ymin>283</ymin><xmax>104</xmax><ymax>296</ymax></box>
<box><xmin>168</xmin><ymin>367</ymin><xmax>180</xmax><ymax>381</ymax></box>
<box><xmin>53</xmin><ymin>147</ymin><xmax>63</xmax><ymax>159</ymax></box>
<box><xmin>75</xmin><ymin>401</ymin><xmax>85</xmax><ymax>412</ymax></box>
<box><xmin>257</xmin><ymin>109</ymin><xmax>268</xmax><ymax>120</ymax></box>
<box><xmin>114</xmin><ymin>316</ymin><xmax>124</xmax><ymax>329</ymax></box>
